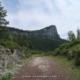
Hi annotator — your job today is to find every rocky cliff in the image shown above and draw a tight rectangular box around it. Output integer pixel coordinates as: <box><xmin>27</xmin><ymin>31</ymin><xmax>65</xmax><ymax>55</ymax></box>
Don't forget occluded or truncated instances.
<box><xmin>7</xmin><ymin>25</ymin><xmax>60</xmax><ymax>40</ymax></box>
<box><xmin>25</xmin><ymin>25</ymin><xmax>60</xmax><ymax>40</ymax></box>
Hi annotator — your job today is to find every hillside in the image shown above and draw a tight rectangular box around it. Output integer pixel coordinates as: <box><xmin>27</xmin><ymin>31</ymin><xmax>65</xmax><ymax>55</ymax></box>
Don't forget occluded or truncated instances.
<box><xmin>54</xmin><ymin>40</ymin><xmax>80</xmax><ymax>66</ymax></box>
<box><xmin>0</xmin><ymin>25</ymin><xmax>67</xmax><ymax>51</ymax></box>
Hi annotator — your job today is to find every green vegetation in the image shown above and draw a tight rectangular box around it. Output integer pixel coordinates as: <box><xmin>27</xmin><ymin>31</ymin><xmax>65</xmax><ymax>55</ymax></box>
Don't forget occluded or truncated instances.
<box><xmin>0</xmin><ymin>73</ymin><xmax>12</xmax><ymax>80</ymax></box>
<box><xmin>0</xmin><ymin>25</ymin><xmax>66</xmax><ymax>51</ymax></box>
<box><xmin>54</xmin><ymin>29</ymin><xmax>80</xmax><ymax>67</ymax></box>
<box><xmin>0</xmin><ymin>1</ymin><xmax>80</xmax><ymax>80</ymax></box>
<box><xmin>0</xmin><ymin>2</ymin><xmax>9</xmax><ymax>26</ymax></box>
<box><xmin>28</xmin><ymin>37</ymin><xmax>65</xmax><ymax>51</ymax></box>
<box><xmin>51</xmin><ymin>56</ymin><xmax>80</xmax><ymax>80</ymax></box>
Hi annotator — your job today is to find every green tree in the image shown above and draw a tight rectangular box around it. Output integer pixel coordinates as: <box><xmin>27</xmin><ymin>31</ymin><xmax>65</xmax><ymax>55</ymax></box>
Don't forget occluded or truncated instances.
<box><xmin>68</xmin><ymin>31</ymin><xmax>76</xmax><ymax>41</ymax></box>
<box><xmin>77</xmin><ymin>29</ymin><xmax>80</xmax><ymax>40</ymax></box>
<box><xmin>0</xmin><ymin>2</ymin><xmax>9</xmax><ymax>26</ymax></box>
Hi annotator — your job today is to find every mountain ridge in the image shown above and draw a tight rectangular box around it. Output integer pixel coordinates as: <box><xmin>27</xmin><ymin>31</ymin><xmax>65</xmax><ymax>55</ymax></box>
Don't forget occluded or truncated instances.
<box><xmin>0</xmin><ymin>25</ymin><xmax>67</xmax><ymax>50</ymax></box>
<box><xmin>6</xmin><ymin>25</ymin><xmax>60</xmax><ymax>40</ymax></box>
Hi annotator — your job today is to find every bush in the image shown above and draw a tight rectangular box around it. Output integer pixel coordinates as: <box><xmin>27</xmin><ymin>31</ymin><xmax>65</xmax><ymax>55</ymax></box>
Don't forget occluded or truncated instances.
<box><xmin>0</xmin><ymin>39</ymin><xmax>19</xmax><ymax>49</ymax></box>
<box><xmin>60</xmin><ymin>48</ymin><xmax>68</xmax><ymax>56</ymax></box>
<box><xmin>67</xmin><ymin>50</ymin><xmax>74</xmax><ymax>60</ymax></box>
<box><xmin>53</xmin><ymin>48</ymin><xmax>61</xmax><ymax>56</ymax></box>
<box><xmin>24</xmin><ymin>50</ymin><xmax>32</xmax><ymax>58</ymax></box>
<box><xmin>74</xmin><ymin>49</ymin><xmax>80</xmax><ymax>66</ymax></box>
<box><xmin>0</xmin><ymin>73</ymin><xmax>12</xmax><ymax>80</ymax></box>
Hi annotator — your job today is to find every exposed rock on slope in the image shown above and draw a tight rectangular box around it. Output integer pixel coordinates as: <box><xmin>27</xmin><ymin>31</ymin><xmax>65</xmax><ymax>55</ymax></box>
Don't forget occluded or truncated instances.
<box><xmin>0</xmin><ymin>46</ymin><xmax>25</xmax><ymax>75</ymax></box>
<box><xmin>25</xmin><ymin>25</ymin><xmax>60</xmax><ymax>40</ymax></box>
<box><xmin>8</xmin><ymin>25</ymin><xmax>60</xmax><ymax>40</ymax></box>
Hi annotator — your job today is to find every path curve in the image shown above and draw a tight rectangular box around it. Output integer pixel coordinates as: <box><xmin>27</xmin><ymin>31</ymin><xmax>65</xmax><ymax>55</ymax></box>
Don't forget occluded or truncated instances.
<box><xmin>13</xmin><ymin>57</ymin><xmax>71</xmax><ymax>80</ymax></box>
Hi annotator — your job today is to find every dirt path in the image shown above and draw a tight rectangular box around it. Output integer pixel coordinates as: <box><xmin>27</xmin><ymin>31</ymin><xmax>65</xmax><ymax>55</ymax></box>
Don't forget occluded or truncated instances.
<box><xmin>13</xmin><ymin>57</ymin><xmax>71</xmax><ymax>80</ymax></box>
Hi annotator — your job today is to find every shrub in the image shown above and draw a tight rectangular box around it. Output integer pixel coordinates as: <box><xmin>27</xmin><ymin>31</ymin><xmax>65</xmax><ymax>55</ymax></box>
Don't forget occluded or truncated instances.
<box><xmin>54</xmin><ymin>48</ymin><xmax>61</xmax><ymax>56</ymax></box>
<box><xmin>67</xmin><ymin>50</ymin><xmax>74</xmax><ymax>60</ymax></box>
<box><xmin>0</xmin><ymin>73</ymin><xmax>12</xmax><ymax>80</ymax></box>
<box><xmin>74</xmin><ymin>49</ymin><xmax>80</xmax><ymax>66</ymax></box>
<box><xmin>0</xmin><ymin>40</ymin><xmax>19</xmax><ymax>49</ymax></box>
<box><xmin>24</xmin><ymin>50</ymin><xmax>32</xmax><ymax>58</ymax></box>
<box><xmin>60</xmin><ymin>48</ymin><xmax>68</xmax><ymax>56</ymax></box>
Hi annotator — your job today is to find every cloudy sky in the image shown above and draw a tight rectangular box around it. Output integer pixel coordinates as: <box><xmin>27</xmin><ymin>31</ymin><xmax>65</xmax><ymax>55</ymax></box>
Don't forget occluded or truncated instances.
<box><xmin>1</xmin><ymin>0</ymin><xmax>80</xmax><ymax>39</ymax></box>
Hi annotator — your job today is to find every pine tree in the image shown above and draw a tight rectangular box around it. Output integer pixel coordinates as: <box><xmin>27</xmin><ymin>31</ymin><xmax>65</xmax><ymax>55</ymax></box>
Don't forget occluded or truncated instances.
<box><xmin>0</xmin><ymin>2</ymin><xmax>9</xmax><ymax>26</ymax></box>
<box><xmin>68</xmin><ymin>31</ymin><xmax>76</xmax><ymax>41</ymax></box>
<box><xmin>77</xmin><ymin>29</ymin><xmax>80</xmax><ymax>40</ymax></box>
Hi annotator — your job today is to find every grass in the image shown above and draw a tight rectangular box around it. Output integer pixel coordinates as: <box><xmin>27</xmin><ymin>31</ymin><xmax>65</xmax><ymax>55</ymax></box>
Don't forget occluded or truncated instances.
<box><xmin>28</xmin><ymin>51</ymin><xmax>80</xmax><ymax>80</ymax></box>
<box><xmin>29</xmin><ymin>53</ymin><xmax>80</xmax><ymax>80</ymax></box>
<box><xmin>51</xmin><ymin>55</ymin><xmax>80</xmax><ymax>80</ymax></box>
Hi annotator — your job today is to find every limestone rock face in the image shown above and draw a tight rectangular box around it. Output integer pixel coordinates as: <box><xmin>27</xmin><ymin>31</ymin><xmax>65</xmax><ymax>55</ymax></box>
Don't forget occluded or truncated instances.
<box><xmin>39</xmin><ymin>25</ymin><xmax>60</xmax><ymax>40</ymax></box>
<box><xmin>7</xmin><ymin>25</ymin><xmax>61</xmax><ymax>41</ymax></box>
<box><xmin>25</xmin><ymin>25</ymin><xmax>60</xmax><ymax>40</ymax></box>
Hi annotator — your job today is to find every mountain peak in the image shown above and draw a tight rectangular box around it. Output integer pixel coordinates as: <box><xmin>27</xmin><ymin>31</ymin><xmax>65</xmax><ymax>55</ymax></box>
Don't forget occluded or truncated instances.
<box><xmin>40</xmin><ymin>25</ymin><xmax>60</xmax><ymax>40</ymax></box>
<box><xmin>45</xmin><ymin>25</ymin><xmax>56</xmax><ymax>29</ymax></box>
<box><xmin>42</xmin><ymin>25</ymin><xmax>56</xmax><ymax>31</ymax></box>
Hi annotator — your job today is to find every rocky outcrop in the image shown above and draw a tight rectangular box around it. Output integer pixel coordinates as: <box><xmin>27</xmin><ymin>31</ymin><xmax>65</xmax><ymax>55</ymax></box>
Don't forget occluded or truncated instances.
<box><xmin>0</xmin><ymin>46</ymin><xmax>25</xmax><ymax>75</ymax></box>
<box><xmin>7</xmin><ymin>25</ymin><xmax>60</xmax><ymax>40</ymax></box>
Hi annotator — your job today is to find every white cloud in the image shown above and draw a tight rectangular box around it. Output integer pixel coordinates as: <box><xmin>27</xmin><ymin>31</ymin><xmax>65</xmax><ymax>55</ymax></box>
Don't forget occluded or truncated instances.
<box><xmin>4</xmin><ymin>0</ymin><xmax>80</xmax><ymax>39</ymax></box>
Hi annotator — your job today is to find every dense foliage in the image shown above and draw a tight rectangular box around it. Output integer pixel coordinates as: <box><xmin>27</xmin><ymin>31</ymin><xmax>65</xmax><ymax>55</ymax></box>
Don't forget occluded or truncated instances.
<box><xmin>0</xmin><ymin>2</ymin><xmax>9</xmax><ymax>26</ymax></box>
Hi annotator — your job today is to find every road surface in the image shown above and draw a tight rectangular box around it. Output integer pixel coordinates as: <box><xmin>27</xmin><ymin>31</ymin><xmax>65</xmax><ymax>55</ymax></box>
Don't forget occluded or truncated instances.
<box><xmin>13</xmin><ymin>57</ymin><xmax>71</xmax><ymax>80</ymax></box>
